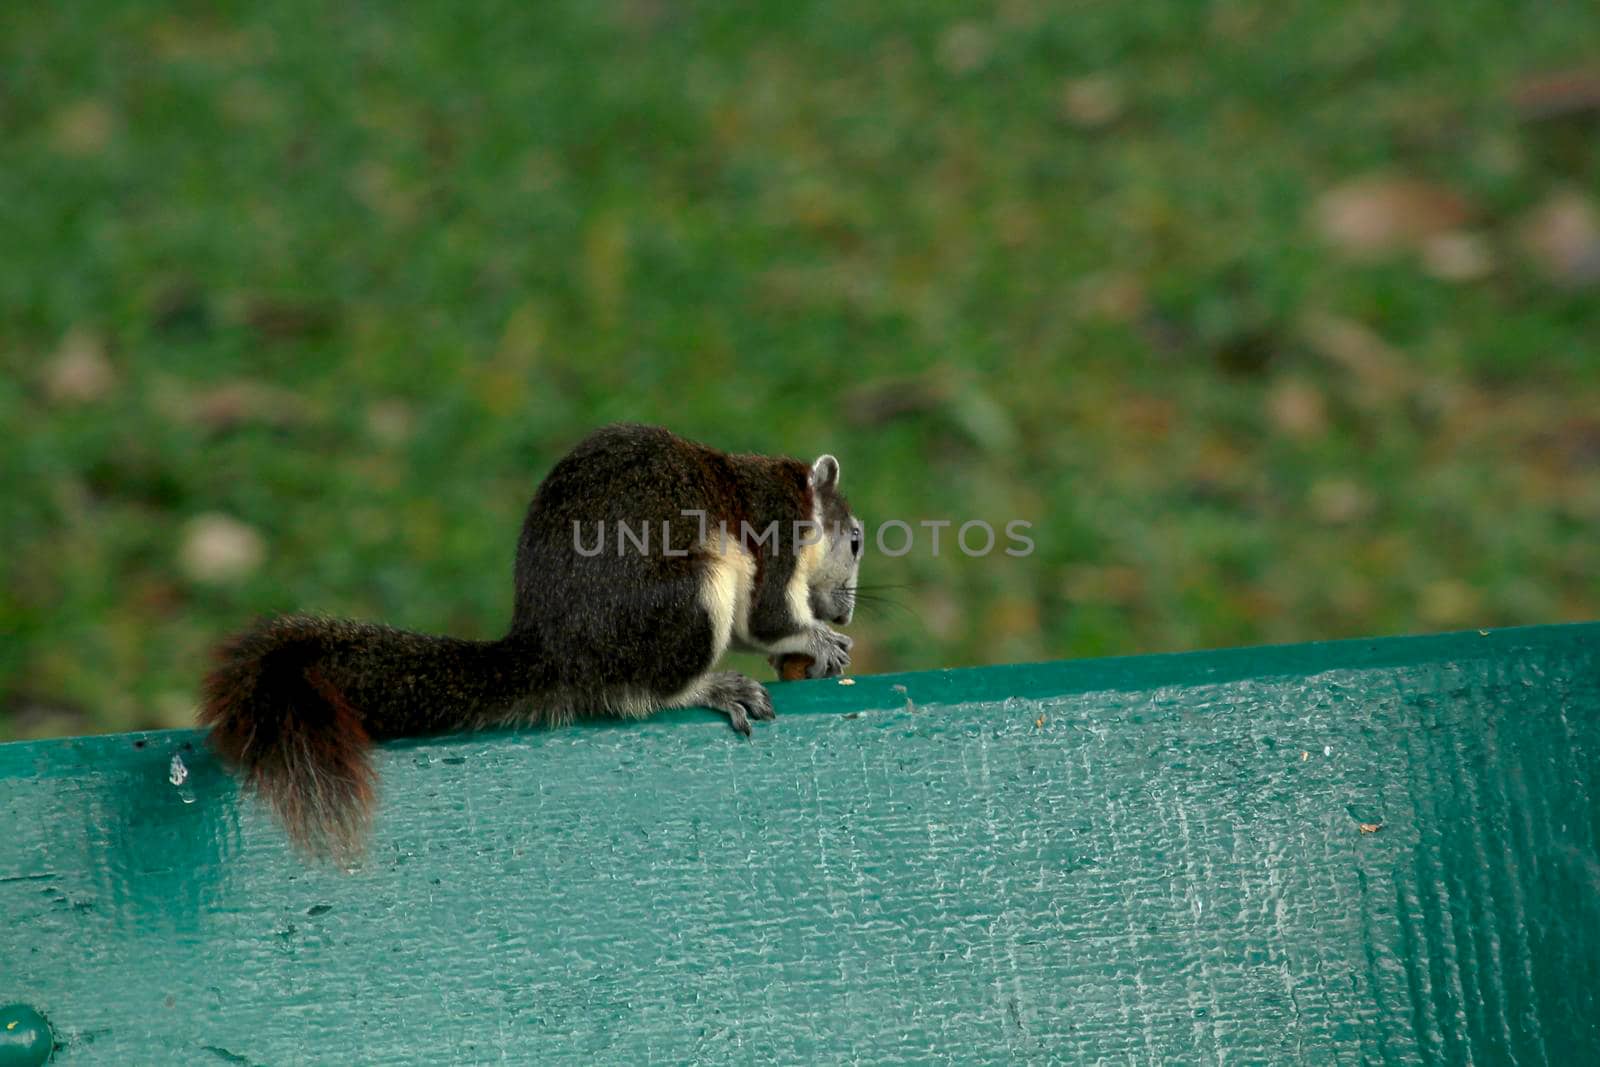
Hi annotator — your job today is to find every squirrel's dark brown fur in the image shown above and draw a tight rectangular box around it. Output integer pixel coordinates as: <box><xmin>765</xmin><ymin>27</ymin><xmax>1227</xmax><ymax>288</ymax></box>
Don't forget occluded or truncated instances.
<box><xmin>201</xmin><ymin>423</ymin><xmax>862</xmax><ymax>861</ymax></box>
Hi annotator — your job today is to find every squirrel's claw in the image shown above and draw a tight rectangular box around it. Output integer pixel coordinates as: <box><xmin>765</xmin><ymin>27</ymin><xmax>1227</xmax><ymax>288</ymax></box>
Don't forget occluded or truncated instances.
<box><xmin>698</xmin><ymin>671</ymin><xmax>775</xmax><ymax>737</ymax></box>
<box><xmin>805</xmin><ymin>624</ymin><xmax>852</xmax><ymax>678</ymax></box>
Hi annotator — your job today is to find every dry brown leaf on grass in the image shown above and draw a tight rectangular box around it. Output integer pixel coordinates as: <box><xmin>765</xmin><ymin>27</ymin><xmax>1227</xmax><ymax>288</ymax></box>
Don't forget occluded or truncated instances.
<box><xmin>1074</xmin><ymin>272</ymin><xmax>1148</xmax><ymax>324</ymax></box>
<box><xmin>192</xmin><ymin>382</ymin><xmax>307</xmax><ymax>432</ymax></box>
<box><xmin>1060</xmin><ymin>76</ymin><xmax>1124</xmax><ymax>129</ymax></box>
<box><xmin>1308</xmin><ymin>478</ymin><xmax>1375</xmax><ymax>525</ymax></box>
<box><xmin>350</xmin><ymin>161</ymin><xmax>423</xmax><ymax>225</ymax></box>
<box><xmin>179</xmin><ymin>514</ymin><xmax>267</xmax><ymax>585</ymax></box>
<box><xmin>1061</xmin><ymin>564</ymin><xmax>1145</xmax><ymax>607</ymax></box>
<box><xmin>1517</xmin><ymin>192</ymin><xmax>1600</xmax><ymax>288</ymax></box>
<box><xmin>1313</xmin><ymin>175</ymin><xmax>1473</xmax><ymax>258</ymax></box>
<box><xmin>236</xmin><ymin>295</ymin><xmax>339</xmax><ymax>341</ymax></box>
<box><xmin>43</xmin><ymin>328</ymin><xmax>116</xmax><ymax>405</ymax></box>
<box><xmin>150</xmin><ymin>378</ymin><xmax>310</xmax><ymax>433</ymax></box>
<box><xmin>1511</xmin><ymin>67</ymin><xmax>1600</xmax><ymax>122</ymax></box>
<box><xmin>50</xmin><ymin>99</ymin><xmax>114</xmax><ymax>157</ymax></box>
<box><xmin>1420</xmin><ymin>579</ymin><xmax>1482</xmax><ymax>629</ymax></box>
<box><xmin>938</xmin><ymin>22</ymin><xmax>993</xmax><ymax>75</ymax></box>
<box><xmin>842</xmin><ymin>373</ymin><xmax>954</xmax><ymax>426</ymax></box>
<box><xmin>1266</xmin><ymin>380</ymin><xmax>1329</xmax><ymax>439</ymax></box>
<box><xmin>366</xmin><ymin>399</ymin><xmax>416</xmax><ymax>445</ymax></box>
<box><xmin>917</xmin><ymin>588</ymin><xmax>963</xmax><ymax>642</ymax></box>
<box><xmin>1420</xmin><ymin>231</ymin><xmax>1495</xmax><ymax>282</ymax></box>
<box><xmin>1299</xmin><ymin>312</ymin><xmax>1415</xmax><ymax>401</ymax></box>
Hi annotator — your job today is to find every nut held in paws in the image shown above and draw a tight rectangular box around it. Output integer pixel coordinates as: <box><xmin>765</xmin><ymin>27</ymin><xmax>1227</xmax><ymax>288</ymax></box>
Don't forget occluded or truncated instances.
<box><xmin>777</xmin><ymin>654</ymin><xmax>815</xmax><ymax>681</ymax></box>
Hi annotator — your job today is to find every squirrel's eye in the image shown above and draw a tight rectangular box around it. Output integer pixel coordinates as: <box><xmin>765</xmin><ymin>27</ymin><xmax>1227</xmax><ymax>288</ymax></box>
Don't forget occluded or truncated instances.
<box><xmin>849</xmin><ymin>525</ymin><xmax>863</xmax><ymax>557</ymax></box>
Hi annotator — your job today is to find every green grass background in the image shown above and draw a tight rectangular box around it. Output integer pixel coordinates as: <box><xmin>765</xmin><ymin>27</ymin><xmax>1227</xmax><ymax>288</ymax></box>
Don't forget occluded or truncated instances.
<box><xmin>4</xmin><ymin>1</ymin><xmax>1598</xmax><ymax>739</ymax></box>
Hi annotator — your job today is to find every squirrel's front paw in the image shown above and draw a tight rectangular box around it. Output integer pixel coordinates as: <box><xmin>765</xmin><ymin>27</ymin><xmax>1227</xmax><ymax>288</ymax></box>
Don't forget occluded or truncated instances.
<box><xmin>699</xmin><ymin>671</ymin><xmax>776</xmax><ymax>737</ymax></box>
<box><xmin>804</xmin><ymin>624</ymin><xmax>852</xmax><ymax>678</ymax></box>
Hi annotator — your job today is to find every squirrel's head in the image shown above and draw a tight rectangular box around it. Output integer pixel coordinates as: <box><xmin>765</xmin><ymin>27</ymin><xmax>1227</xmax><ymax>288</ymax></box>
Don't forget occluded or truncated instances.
<box><xmin>807</xmin><ymin>454</ymin><xmax>861</xmax><ymax>626</ymax></box>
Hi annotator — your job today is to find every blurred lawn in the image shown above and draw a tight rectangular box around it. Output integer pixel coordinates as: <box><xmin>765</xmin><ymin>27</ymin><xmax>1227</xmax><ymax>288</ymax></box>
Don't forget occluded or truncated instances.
<box><xmin>3</xmin><ymin>2</ymin><xmax>1599</xmax><ymax>739</ymax></box>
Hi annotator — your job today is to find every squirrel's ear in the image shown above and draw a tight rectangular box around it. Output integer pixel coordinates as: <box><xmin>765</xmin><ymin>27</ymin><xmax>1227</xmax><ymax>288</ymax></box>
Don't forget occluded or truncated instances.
<box><xmin>811</xmin><ymin>454</ymin><xmax>840</xmax><ymax>491</ymax></box>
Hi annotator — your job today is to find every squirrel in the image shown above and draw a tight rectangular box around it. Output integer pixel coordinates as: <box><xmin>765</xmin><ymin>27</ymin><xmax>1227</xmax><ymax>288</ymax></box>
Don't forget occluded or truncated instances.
<box><xmin>200</xmin><ymin>423</ymin><xmax>863</xmax><ymax>860</ymax></box>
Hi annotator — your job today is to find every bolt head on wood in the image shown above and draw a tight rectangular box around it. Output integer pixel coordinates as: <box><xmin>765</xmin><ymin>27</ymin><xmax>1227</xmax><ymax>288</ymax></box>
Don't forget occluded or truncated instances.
<box><xmin>0</xmin><ymin>1004</ymin><xmax>53</xmax><ymax>1067</ymax></box>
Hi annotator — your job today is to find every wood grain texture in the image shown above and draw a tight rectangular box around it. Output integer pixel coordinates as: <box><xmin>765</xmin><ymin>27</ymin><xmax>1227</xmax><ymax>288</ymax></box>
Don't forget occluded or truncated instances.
<box><xmin>3</xmin><ymin>624</ymin><xmax>1598</xmax><ymax>1064</ymax></box>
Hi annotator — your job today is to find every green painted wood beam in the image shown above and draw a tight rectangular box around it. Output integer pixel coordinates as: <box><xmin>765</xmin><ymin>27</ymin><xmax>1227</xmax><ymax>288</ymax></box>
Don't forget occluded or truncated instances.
<box><xmin>3</xmin><ymin>624</ymin><xmax>1598</xmax><ymax>1063</ymax></box>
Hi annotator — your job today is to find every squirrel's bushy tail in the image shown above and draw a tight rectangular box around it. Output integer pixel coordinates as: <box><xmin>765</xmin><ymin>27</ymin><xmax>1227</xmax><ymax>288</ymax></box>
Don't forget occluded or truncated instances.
<box><xmin>200</xmin><ymin>615</ymin><xmax>534</xmax><ymax>861</ymax></box>
<box><xmin>201</xmin><ymin>618</ymin><xmax>380</xmax><ymax>861</ymax></box>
